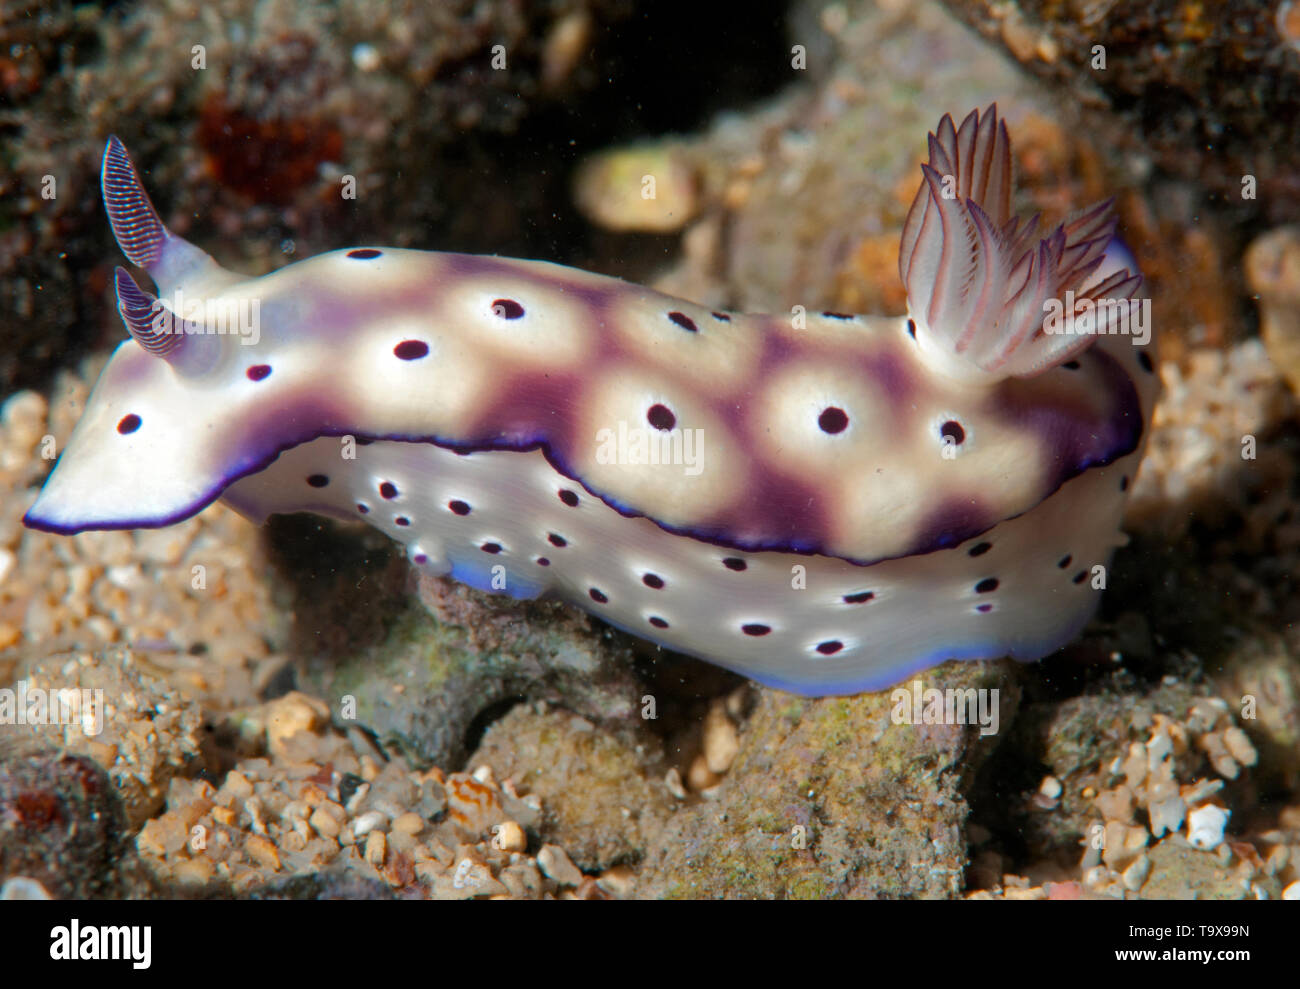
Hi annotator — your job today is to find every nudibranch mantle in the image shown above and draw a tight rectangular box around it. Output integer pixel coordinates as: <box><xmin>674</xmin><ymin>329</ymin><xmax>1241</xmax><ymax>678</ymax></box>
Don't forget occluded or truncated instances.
<box><xmin>25</xmin><ymin>107</ymin><xmax>1158</xmax><ymax>695</ymax></box>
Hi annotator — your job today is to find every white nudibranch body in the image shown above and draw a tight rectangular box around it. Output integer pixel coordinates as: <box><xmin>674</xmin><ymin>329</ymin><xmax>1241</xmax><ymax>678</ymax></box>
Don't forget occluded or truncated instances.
<box><xmin>25</xmin><ymin>107</ymin><xmax>1158</xmax><ymax>695</ymax></box>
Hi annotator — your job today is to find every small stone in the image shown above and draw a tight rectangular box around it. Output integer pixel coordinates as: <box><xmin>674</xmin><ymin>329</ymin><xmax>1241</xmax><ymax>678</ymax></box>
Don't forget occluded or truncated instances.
<box><xmin>1148</xmin><ymin>790</ymin><xmax>1188</xmax><ymax>839</ymax></box>
<box><xmin>687</xmin><ymin>753</ymin><xmax>722</xmax><ymax>792</ymax></box>
<box><xmin>537</xmin><ymin>844</ymin><xmax>583</xmax><ymax>887</ymax></box>
<box><xmin>445</xmin><ymin>773</ymin><xmax>505</xmax><ymax>837</ymax></box>
<box><xmin>364</xmin><ymin>830</ymin><xmax>387</xmax><ymax>867</ymax></box>
<box><xmin>221</xmin><ymin>770</ymin><xmax>253</xmax><ymax>802</ymax></box>
<box><xmin>309</xmin><ymin>807</ymin><xmax>341</xmax><ymax>838</ymax></box>
<box><xmin>1101</xmin><ymin>821</ymin><xmax>1148</xmax><ymax>871</ymax></box>
<box><xmin>352</xmin><ymin>810</ymin><xmax>387</xmax><ymax>837</ymax></box>
<box><xmin>1094</xmin><ymin>785</ymin><xmax>1134</xmax><ymax>823</ymax></box>
<box><xmin>136</xmin><ymin>813</ymin><xmax>188</xmax><ymax>857</ymax></box>
<box><xmin>0</xmin><ymin>877</ymin><xmax>52</xmax><ymax>900</ymax></box>
<box><xmin>1032</xmin><ymin>773</ymin><xmax>1062</xmax><ymax>809</ymax></box>
<box><xmin>574</xmin><ymin>142</ymin><xmax>699</xmax><ymax>233</ymax></box>
<box><xmin>493</xmin><ymin>820</ymin><xmax>527</xmax><ymax>853</ymax></box>
<box><xmin>351</xmin><ymin>42</ymin><xmax>380</xmax><ymax>72</ymax></box>
<box><xmin>1122</xmin><ymin>742</ymin><xmax>1147</xmax><ymax>788</ymax></box>
<box><xmin>1122</xmin><ymin>853</ymin><xmax>1150</xmax><ymax>892</ymax></box>
<box><xmin>436</xmin><ymin>857</ymin><xmax>506</xmax><ymax>899</ymax></box>
<box><xmin>1265</xmin><ymin>844</ymin><xmax>1290</xmax><ymax>875</ymax></box>
<box><xmin>664</xmin><ymin>767</ymin><xmax>687</xmax><ymax>800</ymax></box>
<box><xmin>264</xmin><ymin>691</ymin><xmax>330</xmax><ymax>757</ymax></box>
<box><xmin>1187</xmin><ymin>804</ymin><xmax>1231</xmax><ymax>850</ymax></box>
<box><xmin>597</xmin><ymin>864</ymin><xmax>636</xmax><ymax>899</ymax></box>
<box><xmin>391</xmin><ymin>812</ymin><xmax>424</xmax><ymax>836</ymax></box>
<box><xmin>244</xmin><ymin>834</ymin><xmax>281</xmax><ymax>871</ymax></box>
<box><xmin>1199</xmin><ymin>732</ymin><xmax>1241</xmax><ymax>779</ymax></box>
<box><xmin>703</xmin><ymin>701</ymin><xmax>740</xmax><ymax>774</ymax></box>
<box><xmin>1221</xmin><ymin>727</ymin><xmax>1258</xmax><ymax>767</ymax></box>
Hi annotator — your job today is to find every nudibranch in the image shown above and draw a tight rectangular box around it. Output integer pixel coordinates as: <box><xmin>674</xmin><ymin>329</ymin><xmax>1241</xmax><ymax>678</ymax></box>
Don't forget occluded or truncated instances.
<box><xmin>25</xmin><ymin>106</ymin><xmax>1157</xmax><ymax>696</ymax></box>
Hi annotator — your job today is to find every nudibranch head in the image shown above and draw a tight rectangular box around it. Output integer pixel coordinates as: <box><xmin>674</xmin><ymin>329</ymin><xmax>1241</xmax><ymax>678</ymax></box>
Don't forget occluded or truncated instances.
<box><xmin>23</xmin><ymin>114</ymin><xmax>1158</xmax><ymax>695</ymax></box>
<box><xmin>900</xmin><ymin>105</ymin><xmax>1142</xmax><ymax>382</ymax></box>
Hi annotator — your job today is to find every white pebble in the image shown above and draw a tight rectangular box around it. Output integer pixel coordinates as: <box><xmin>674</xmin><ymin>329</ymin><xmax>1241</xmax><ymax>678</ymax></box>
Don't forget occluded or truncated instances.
<box><xmin>537</xmin><ymin>844</ymin><xmax>583</xmax><ymax>887</ymax></box>
<box><xmin>1</xmin><ymin>877</ymin><xmax>52</xmax><ymax>900</ymax></box>
<box><xmin>352</xmin><ymin>43</ymin><xmax>380</xmax><ymax>72</ymax></box>
<box><xmin>1186</xmin><ymin>804</ymin><xmax>1231</xmax><ymax>850</ymax></box>
<box><xmin>1121</xmin><ymin>853</ymin><xmax>1150</xmax><ymax>892</ymax></box>
<box><xmin>352</xmin><ymin>810</ymin><xmax>387</xmax><ymax>837</ymax></box>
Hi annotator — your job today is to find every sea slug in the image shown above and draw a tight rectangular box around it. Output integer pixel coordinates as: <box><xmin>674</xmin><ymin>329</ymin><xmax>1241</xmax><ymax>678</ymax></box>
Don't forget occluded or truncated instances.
<box><xmin>25</xmin><ymin>106</ymin><xmax>1158</xmax><ymax>695</ymax></box>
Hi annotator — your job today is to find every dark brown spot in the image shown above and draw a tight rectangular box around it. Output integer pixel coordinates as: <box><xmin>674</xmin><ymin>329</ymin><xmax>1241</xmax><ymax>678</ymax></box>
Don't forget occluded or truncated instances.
<box><xmin>906</xmin><ymin>318</ymin><xmax>917</xmax><ymax>339</ymax></box>
<box><xmin>536</xmin><ymin>557</ymin><xmax>550</xmax><ymax>566</ymax></box>
<box><xmin>247</xmin><ymin>364</ymin><xmax>272</xmax><ymax>381</ymax></box>
<box><xmin>589</xmin><ymin>587</ymin><xmax>608</xmax><ymax>603</ymax></box>
<box><xmin>117</xmin><ymin>414</ymin><xmax>141</xmax><ymax>434</ymax></box>
<box><xmin>975</xmin><ymin>578</ymin><xmax>998</xmax><ymax>593</ymax></box>
<box><xmin>357</xmin><ymin>503</ymin><xmax>369</xmax><ymax>514</ymax></box>
<box><xmin>818</xmin><ymin>407</ymin><xmax>849</xmax><ymax>434</ymax></box>
<box><xmin>493</xmin><ymin>298</ymin><xmax>525</xmax><ymax>319</ymax></box>
<box><xmin>649</xmin><ymin>616</ymin><xmax>669</xmax><ymax>628</ymax></box>
<box><xmin>642</xmin><ymin>573</ymin><xmax>664</xmax><ymax>589</ymax></box>
<box><xmin>976</xmin><ymin>603</ymin><xmax>993</xmax><ymax>613</ymax></box>
<box><xmin>816</xmin><ymin>640</ymin><xmax>843</xmax><ymax>655</ymax></box>
<box><xmin>306</xmin><ymin>474</ymin><xmax>329</xmax><ymax>488</ymax></box>
<box><xmin>723</xmin><ymin>557</ymin><xmax>748</xmax><ymax>572</ymax></box>
<box><xmin>647</xmin><ymin>404</ymin><xmax>676</xmax><ymax>431</ymax></box>
<box><xmin>711</xmin><ymin>311</ymin><xmax>731</xmax><ymax>322</ymax></box>
<box><xmin>1138</xmin><ymin>350</ymin><xmax>1154</xmax><ymax>374</ymax></box>
<box><xmin>395</xmin><ymin>517</ymin><xmax>410</xmax><ymax>526</ymax></box>
<box><xmin>482</xmin><ymin>542</ymin><xmax>502</xmax><ymax>554</ymax></box>
<box><xmin>380</xmin><ymin>481</ymin><xmax>398</xmax><ymax>499</ymax></box>
<box><xmin>843</xmin><ymin>591</ymin><xmax>874</xmax><ymax>604</ymax></box>
<box><xmin>1063</xmin><ymin>360</ymin><xmax>1081</xmax><ymax>370</ymax></box>
<box><xmin>742</xmin><ymin>623</ymin><xmax>771</xmax><ymax>636</ymax></box>
<box><xmin>413</xmin><ymin>553</ymin><xmax>428</xmax><ymax>564</ymax></box>
<box><xmin>1057</xmin><ymin>554</ymin><xmax>1072</xmax><ymax>569</ymax></box>
<box><xmin>14</xmin><ymin>790</ymin><xmax>61</xmax><ymax>827</ymax></box>
<box><xmin>548</xmin><ymin>533</ymin><xmax>567</xmax><ymax>547</ymax></box>
<box><xmin>449</xmin><ymin>500</ymin><xmax>471</xmax><ymax>516</ymax></box>
<box><xmin>394</xmin><ymin>340</ymin><xmax>429</xmax><ymax>360</ymax></box>
<box><xmin>822</xmin><ymin>311</ymin><xmax>852</xmax><ymax>319</ymax></box>
<box><xmin>668</xmin><ymin>311</ymin><xmax>697</xmax><ymax>332</ymax></box>
<box><xmin>559</xmin><ymin>489</ymin><xmax>579</xmax><ymax>507</ymax></box>
<box><xmin>1120</xmin><ymin>475</ymin><xmax>1129</xmax><ymax>491</ymax></box>
<box><xmin>348</xmin><ymin>249</ymin><xmax>381</xmax><ymax>259</ymax></box>
<box><xmin>968</xmin><ymin>541</ymin><xmax>992</xmax><ymax>557</ymax></box>
<box><xmin>196</xmin><ymin>91</ymin><xmax>342</xmax><ymax>205</ymax></box>
<box><xmin>1073</xmin><ymin>570</ymin><xmax>1087</xmax><ymax>584</ymax></box>
<box><xmin>940</xmin><ymin>420</ymin><xmax>965</xmax><ymax>445</ymax></box>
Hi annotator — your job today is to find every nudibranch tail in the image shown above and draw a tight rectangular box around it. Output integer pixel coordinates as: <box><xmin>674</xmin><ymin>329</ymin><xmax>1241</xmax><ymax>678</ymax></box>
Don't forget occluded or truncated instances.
<box><xmin>899</xmin><ymin>104</ymin><xmax>1142</xmax><ymax>382</ymax></box>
